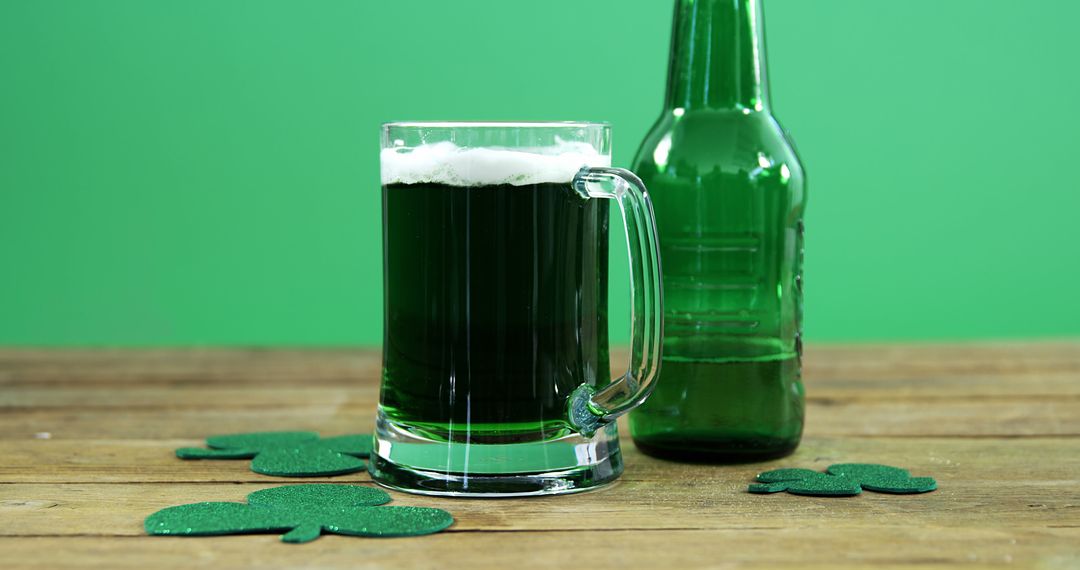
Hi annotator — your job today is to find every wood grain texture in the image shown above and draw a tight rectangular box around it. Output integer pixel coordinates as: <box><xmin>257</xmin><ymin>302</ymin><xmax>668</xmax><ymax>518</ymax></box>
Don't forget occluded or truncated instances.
<box><xmin>0</xmin><ymin>343</ymin><xmax>1078</xmax><ymax>569</ymax></box>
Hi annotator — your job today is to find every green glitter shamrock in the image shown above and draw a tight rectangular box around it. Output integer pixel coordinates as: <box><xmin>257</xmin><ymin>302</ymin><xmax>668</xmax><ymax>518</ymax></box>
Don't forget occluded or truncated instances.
<box><xmin>145</xmin><ymin>484</ymin><xmax>453</xmax><ymax>543</ymax></box>
<box><xmin>176</xmin><ymin>432</ymin><xmax>372</xmax><ymax>477</ymax></box>
<box><xmin>749</xmin><ymin>463</ymin><xmax>937</xmax><ymax>496</ymax></box>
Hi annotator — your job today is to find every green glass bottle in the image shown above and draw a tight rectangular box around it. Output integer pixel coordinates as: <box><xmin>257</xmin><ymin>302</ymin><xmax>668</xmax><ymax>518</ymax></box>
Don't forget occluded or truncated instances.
<box><xmin>630</xmin><ymin>0</ymin><xmax>806</xmax><ymax>461</ymax></box>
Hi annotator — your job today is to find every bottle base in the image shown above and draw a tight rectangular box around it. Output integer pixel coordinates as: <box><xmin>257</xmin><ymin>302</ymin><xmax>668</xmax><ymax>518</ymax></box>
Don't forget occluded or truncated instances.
<box><xmin>632</xmin><ymin>435</ymin><xmax>800</xmax><ymax>464</ymax></box>
<box><xmin>369</xmin><ymin>410</ymin><xmax>624</xmax><ymax>497</ymax></box>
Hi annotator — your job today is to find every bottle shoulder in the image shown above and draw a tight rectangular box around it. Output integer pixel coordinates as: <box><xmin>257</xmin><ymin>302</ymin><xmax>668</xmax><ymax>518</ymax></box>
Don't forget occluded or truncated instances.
<box><xmin>633</xmin><ymin>110</ymin><xmax>805</xmax><ymax>183</ymax></box>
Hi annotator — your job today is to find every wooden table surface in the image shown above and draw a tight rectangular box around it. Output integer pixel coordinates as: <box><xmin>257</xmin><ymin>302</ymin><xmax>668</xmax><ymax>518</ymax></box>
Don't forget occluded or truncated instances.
<box><xmin>1</xmin><ymin>342</ymin><xmax>1078</xmax><ymax>569</ymax></box>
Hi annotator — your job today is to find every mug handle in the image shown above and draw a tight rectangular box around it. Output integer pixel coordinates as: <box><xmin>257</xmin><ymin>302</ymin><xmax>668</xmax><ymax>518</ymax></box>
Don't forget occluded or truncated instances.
<box><xmin>567</xmin><ymin>166</ymin><xmax>663</xmax><ymax>436</ymax></box>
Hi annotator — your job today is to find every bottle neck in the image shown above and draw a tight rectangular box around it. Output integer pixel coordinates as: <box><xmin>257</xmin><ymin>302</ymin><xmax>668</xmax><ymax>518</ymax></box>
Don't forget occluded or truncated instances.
<box><xmin>664</xmin><ymin>0</ymin><xmax>770</xmax><ymax>112</ymax></box>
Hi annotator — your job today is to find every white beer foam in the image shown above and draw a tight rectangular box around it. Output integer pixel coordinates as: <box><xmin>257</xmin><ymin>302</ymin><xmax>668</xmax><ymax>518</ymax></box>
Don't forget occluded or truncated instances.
<box><xmin>381</xmin><ymin>141</ymin><xmax>610</xmax><ymax>187</ymax></box>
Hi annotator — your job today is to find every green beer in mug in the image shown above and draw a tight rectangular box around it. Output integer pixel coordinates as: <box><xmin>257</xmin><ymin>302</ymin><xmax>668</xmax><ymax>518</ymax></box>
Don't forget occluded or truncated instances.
<box><xmin>372</xmin><ymin>122</ymin><xmax>663</xmax><ymax>496</ymax></box>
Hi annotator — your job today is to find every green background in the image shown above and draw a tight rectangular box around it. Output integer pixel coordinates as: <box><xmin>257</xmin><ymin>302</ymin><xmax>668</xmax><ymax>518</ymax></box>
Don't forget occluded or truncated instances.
<box><xmin>2</xmin><ymin>0</ymin><xmax>1078</xmax><ymax>346</ymax></box>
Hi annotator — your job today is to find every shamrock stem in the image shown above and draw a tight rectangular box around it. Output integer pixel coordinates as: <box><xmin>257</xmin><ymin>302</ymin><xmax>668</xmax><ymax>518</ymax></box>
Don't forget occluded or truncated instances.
<box><xmin>281</xmin><ymin>524</ymin><xmax>323</xmax><ymax>543</ymax></box>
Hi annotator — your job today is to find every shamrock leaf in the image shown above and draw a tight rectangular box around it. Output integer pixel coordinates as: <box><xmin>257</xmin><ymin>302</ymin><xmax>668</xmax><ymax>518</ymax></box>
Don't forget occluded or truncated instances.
<box><xmin>175</xmin><ymin>431</ymin><xmax>319</xmax><ymax>459</ymax></box>
<box><xmin>826</xmin><ymin>463</ymin><xmax>937</xmax><ymax>494</ymax></box>
<box><xmin>749</xmin><ymin>468</ymin><xmax>862</xmax><ymax>496</ymax></box>
<box><xmin>145</xmin><ymin>484</ymin><xmax>454</xmax><ymax>543</ymax></box>
<box><xmin>749</xmin><ymin>463</ymin><xmax>936</xmax><ymax>496</ymax></box>
<box><xmin>176</xmin><ymin>431</ymin><xmax>373</xmax><ymax>477</ymax></box>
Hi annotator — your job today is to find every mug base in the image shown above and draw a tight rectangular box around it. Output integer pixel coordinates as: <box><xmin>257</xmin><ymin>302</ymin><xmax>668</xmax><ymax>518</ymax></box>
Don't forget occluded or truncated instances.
<box><xmin>369</xmin><ymin>410</ymin><xmax>623</xmax><ymax>497</ymax></box>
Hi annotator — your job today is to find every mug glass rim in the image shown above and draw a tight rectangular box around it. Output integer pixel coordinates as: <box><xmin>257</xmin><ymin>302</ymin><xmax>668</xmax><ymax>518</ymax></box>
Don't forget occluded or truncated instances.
<box><xmin>382</xmin><ymin>121</ymin><xmax>609</xmax><ymax>129</ymax></box>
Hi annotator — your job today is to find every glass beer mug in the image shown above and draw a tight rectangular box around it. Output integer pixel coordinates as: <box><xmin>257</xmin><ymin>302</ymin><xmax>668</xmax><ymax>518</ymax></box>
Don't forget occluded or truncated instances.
<box><xmin>372</xmin><ymin>122</ymin><xmax>663</xmax><ymax>496</ymax></box>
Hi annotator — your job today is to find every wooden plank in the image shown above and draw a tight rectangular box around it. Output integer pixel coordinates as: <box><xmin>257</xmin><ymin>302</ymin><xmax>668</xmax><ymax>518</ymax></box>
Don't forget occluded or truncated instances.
<box><xmin>2</xmin><ymin>469</ymin><xmax>1078</xmax><ymax>536</ymax></box>
<box><xmin>5</xmin><ymin>369</ymin><xmax>1080</xmax><ymax>409</ymax></box>
<box><xmin>2</xmin><ymin>397</ymin><xmax>1078</xmax><ymax>439</ymax></box>
<box><xmin>0</xmin><ymin>530</ymin><xmax>1077</xmax><ymax>570</ymax></box>
<box><xmin>805</xmin><ymin>341</ymin><xmax>1080</xmax><ymax>372</ymax></box>
<box><xmin>2</xmin><ymin>343</ymin><xmax>1078</xmax><ymax>389</ymax></box>
<box><xmin>0</xmin><ymin>348</ymin><xmax>380</xmax><ymax>386</ymax></box>
<box><xmin>1</xmin><ymin>386</ymin><xmax>380</xmax><ymax>409</ymax></box>
<box><xmin>1</xmin><ymin>436</ymin><xmax>1077</xmax><ymax>485</ymax></box>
